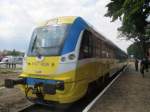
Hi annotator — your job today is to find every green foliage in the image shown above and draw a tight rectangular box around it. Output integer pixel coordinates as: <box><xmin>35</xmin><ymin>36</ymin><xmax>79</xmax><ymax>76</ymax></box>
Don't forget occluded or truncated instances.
<box><xmin>105</xmin><ymin>0</ymin><xmax>150</xmax><ymax>42</ymax></box>
<box><xmin>127</xmin><ymin>42</ymin><xmax>144</xmax><ymax>59</ymax></box>
<box><xmin>3</xmin><ymin>49</ymin><xmax>24</xmax><ymax>56</ymax></box>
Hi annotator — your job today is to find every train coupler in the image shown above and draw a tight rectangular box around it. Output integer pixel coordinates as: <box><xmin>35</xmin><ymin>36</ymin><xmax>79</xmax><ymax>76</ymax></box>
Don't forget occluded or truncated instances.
<box><xmin>5</xmin><ymin>78</ymin><xmax>26</xmax><ymax>88</ymax></box>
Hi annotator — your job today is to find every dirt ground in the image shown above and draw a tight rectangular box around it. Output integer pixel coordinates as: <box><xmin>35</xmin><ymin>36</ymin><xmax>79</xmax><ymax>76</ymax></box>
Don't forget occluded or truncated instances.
<box><xmin>0</xmin><ymin>69</ymin><xmax>20</xmax><ymax>87</ymax></box>
<box><xmin>89</xmin><ymin>63</ymin><xmax>150</xmax><ymax>112</ymax></box>
<box><xmin>0</xmin><ymin>88</ymin><xmax>32</xmax><ymax>112</ymax></box>
<box><xmin>0</xmin><ymin>69</ymin><xmax>31</xmax><ymax>112</ymax></box>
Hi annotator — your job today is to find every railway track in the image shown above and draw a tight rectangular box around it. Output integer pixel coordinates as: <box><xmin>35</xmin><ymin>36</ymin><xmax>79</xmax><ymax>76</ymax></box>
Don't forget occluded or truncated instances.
<box><xmin>17</xmin><ymin>66</ymin><xmax>127</xmax><ymax>112</ymax></box>
<box><xmin>18</xmin><ymin>104</ymin><xmax>66</xmax><ymax>112</ymax></box>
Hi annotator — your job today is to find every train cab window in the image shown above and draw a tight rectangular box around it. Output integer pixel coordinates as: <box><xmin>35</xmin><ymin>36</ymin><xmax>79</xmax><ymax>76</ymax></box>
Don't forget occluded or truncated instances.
<box><xmin>79</xmin><ymin>30</ymin><xmax>93</xmax><ymax>59</ymax></box>
<box><xmin>28</xmin><ymin>24</ymin><xmax>71</xmax><ymax>56</ymax></box>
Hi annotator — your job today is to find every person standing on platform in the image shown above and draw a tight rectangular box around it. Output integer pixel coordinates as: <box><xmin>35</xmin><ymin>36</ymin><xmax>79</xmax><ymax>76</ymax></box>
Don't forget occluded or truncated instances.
<box><xmin>145</xmin><ymin>57</ymin><xmax>149</xmax><ymax>72</ymax></box>
<box><xmin>140</xmin><ymin>58</ymin><xmax>146</xmax><ymax>77</ymax></box>
<box><xmin>135</xmin><ymin>59</ymin><xmax>139</xmax><ymax>71</ymax></box>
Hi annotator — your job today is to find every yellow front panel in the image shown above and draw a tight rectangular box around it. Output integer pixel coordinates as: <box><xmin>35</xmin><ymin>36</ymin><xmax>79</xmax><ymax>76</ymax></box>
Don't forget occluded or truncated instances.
<box><xmin>23</xmin><ymin>56</ymin><xmax>60</xmax><ymax>75</ymax></box>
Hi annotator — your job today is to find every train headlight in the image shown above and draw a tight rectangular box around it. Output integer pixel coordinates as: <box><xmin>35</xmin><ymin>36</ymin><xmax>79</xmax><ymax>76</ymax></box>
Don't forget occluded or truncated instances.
<box><xmin>68</xmin><ymin>54</ymin><xmax>76</xmax><ymax>60</ymax></box>
<box><xmin>61</xmin><ymin>57</ymin><xmax>66</xmax><ymax>62</ymax></box>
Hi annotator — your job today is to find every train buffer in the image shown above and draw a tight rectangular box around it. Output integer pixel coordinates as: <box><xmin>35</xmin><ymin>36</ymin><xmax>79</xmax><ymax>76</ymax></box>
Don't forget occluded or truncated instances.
<box><xmin>87</xmin><ymin>64</ymin><xmax>150</xmax><ymax>112</ymax></box>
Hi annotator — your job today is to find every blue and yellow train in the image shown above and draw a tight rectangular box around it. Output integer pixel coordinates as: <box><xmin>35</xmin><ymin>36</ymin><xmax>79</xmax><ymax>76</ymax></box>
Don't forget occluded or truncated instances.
<box><xmin>5</xmin><ymin>16</ymin><xmax>127</xmax><ymax>104</ymax></box>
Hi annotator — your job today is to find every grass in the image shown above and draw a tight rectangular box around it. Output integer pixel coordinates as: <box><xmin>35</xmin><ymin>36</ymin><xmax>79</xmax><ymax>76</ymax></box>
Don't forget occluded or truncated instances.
<box><xmin>0</xmin><ymin>68</ymin><xmax>22</xmax><ymax>74</ymax></box>
<box><xmin>0</xmin><ymin>69</ymin><xmax>15</xmax><ymax>74</ymax></box>
<box><xmin>0</xmin><ymin>69</ymin><xmax>20</xmax><ymax>88</ymax></box>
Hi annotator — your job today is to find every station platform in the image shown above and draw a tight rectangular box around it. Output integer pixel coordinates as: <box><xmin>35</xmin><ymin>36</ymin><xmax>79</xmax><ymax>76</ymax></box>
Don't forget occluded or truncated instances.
<box><xmin>89</xmin><ymin>64</ymin><xmax>150</xmax><ymax>112</ymax></box>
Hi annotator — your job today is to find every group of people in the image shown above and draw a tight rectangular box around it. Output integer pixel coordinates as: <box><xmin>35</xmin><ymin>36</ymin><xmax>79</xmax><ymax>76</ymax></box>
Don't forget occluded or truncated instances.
<box><xmin>135</xmin><ymin>58</ymin><xmax>149</xmax><ymax>77</ymax></box>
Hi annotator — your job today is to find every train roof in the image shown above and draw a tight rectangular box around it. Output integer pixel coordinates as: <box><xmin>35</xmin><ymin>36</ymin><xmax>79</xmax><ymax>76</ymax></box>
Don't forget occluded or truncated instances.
<box><xmin>45</xmin><ymin>16</ymin><xmax>77</xmax><ymax>25</ymax></box>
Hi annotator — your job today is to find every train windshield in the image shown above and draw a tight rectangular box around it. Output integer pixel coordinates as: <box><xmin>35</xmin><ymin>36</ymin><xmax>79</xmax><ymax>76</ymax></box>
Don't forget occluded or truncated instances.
<box><xmin>27</xmin><ymin>24</ymin><xmax>70</xmax><ymax>56</ymax></box>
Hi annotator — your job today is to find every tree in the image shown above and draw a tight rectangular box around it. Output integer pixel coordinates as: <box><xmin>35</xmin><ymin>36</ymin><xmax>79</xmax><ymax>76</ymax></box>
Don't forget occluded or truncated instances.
<box><xmin>105</xmin><ymin>0</ymin><xmax>150</xmax><ymax>55</ymax></box>
<box><xmin>11</xmin><ymin>49</ymin><xmax>19</xmax><ymax>56</ymax></box>
<box><xmin>127</xmin><ymin>42</ymin><xmax>144</xmax><ymax>59</ymax></box>
<box><xmin>6</xmin><ymin>49</ymin><xmax>24</xmax><ymax>56</ymax></box>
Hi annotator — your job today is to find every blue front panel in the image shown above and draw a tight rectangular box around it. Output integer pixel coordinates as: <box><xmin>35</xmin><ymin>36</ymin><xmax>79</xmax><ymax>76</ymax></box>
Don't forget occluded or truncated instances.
<box><xmin>26</xmin><ymin>78</ymin><xmax>56</xmax><ymax>85</ymax></box>
<box><xmin>61</xmin><ymin>17</ymin><xmax>88</xmax><ymax>55</ymax></box>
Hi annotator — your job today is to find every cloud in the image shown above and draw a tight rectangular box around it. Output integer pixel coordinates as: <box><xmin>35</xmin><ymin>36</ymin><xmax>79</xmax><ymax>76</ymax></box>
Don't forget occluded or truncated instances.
<box><xmin>0</xmin><ymin>0</ymin><xmax>132</xmax><ymax>52</ymax></box>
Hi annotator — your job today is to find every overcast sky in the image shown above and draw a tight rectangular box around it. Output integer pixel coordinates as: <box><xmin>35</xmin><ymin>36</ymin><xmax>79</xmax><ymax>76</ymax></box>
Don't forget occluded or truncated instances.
<box><xmin>0</xmin><ymin>0</ymin><xmax>132</xmax><ymax>52</ymax></box>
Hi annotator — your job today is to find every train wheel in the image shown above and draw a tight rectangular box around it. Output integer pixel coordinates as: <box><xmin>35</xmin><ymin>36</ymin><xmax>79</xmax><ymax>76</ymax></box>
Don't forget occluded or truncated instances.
<box><xmin>96</xmin><ymin>77</ymin><xmax>103</xmax><ymax>89</ymax></box>
<box><xmin>104</xmin><ymin>73</ymin><xmax>110</xmax><ymax>84</ymax></box>
<box><xmin>86</xmin><ymin>77</ymin><xmax>104</xmax><ymax>97</ymax></box>
<box><xmin>85</xmin><ymin>81</ymin><xmax>97</xmax><ymax>97</ymax></box>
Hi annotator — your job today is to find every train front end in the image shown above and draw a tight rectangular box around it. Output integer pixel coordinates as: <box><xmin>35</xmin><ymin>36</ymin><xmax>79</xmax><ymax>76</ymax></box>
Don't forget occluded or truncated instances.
<box><xmin>5</xmin><ymin>17</ymin><xmax>87</xmax><ymax>104</ymax></box>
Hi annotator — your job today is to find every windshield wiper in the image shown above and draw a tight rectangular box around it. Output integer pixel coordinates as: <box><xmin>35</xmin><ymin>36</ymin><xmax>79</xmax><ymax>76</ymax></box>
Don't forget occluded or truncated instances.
<box><xmin>34</xmin><ymin>47</ymin><xmax>42</xmax><ymax>58</ymax></box>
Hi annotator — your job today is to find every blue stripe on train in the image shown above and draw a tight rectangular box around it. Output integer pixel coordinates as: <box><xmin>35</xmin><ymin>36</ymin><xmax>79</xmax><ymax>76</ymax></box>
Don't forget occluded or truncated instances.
<box><xmin>61</xmin><ymin>17</ymin><xmax>88</xmax><ymax>55</ymax></box>
<box><xmin>26</xmin><ymin>78</ymin><xmax>56</xmax><ymax>85</ymax></box>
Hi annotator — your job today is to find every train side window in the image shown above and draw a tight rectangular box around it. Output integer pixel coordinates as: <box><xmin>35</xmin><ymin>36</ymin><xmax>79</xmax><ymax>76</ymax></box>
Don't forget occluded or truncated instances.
<box><xmin>98</xmin><ymin>39</ymin><xmax>101</xmax><ymax>57</ymax></box>
<box><xmin>79</xmin><ymin>30</ymin><xmax>93</xmax><ymax>59</ymax></box>
<box><xmin>96</xmin><ymin>38</ymin><xmax>99</xmax><ymax>57</ymax></box>
<box><xmin>92</xmin><ymin>35</ymin><xmax>97</xmax><ymax>57</ymax></box>
<box><xmin>89</xmin><ymin>33</ymin><xmax>93</xmax><ymax>57</ymax></box>
<box><xmin>99</xmin><ymin>39</ymin><xmax>102</xmax><ymax>58</ymax></box>
<box><xmin>106</xmin><ymin>45</ymin><xmax>110</xmax><ymax>58</ymax></box>
<box><xmin>110</xmin><ymin>48</ymin><xmax>115</xmax><ymax>58</ymax></box>
<box><xmin>101</xmin><ymin>42</ymin><xmax>106</xmax><ymax>58</ymax></box>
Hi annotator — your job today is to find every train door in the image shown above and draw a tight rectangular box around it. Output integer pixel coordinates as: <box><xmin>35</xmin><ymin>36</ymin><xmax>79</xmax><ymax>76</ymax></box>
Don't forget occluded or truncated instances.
<box><xmin>76</xmin><ymin>30</ymin><xmax>94</xmax><ymax>82</ymax></box>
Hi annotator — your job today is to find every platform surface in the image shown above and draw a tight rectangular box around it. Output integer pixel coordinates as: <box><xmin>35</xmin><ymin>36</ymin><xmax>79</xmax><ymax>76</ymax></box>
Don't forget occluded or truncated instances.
<box><xmin>89</xmin><ymin>64</ymin><xmax>150</xmax><ymax>112</ymax></box>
